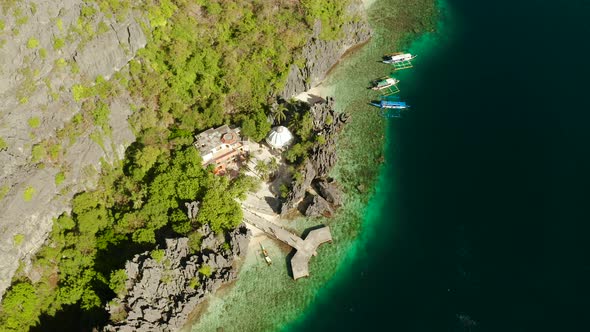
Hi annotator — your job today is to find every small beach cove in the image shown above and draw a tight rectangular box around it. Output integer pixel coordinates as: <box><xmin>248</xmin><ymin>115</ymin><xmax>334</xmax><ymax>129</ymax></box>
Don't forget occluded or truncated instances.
<box><xmin>187</xmin><ymin>0</ymin><xmax>440</xmax><ymax>331</ymax></box>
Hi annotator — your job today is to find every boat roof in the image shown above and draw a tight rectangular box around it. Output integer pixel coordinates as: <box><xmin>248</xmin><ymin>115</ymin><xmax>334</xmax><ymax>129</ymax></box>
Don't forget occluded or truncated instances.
<box><xmin>382</xmin><ymin>101</ymin><xmax>407</xmax><ymax>106</ymax></box>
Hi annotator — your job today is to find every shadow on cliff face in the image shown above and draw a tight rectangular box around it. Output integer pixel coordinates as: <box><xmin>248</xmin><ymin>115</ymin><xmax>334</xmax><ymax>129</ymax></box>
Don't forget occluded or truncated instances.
<box><xmin>32</xmin><ymin>239</ymin><xmax>154</xmax><ymax>332</ymax></box>
<box><xmin>31</xmin><ymin>304</ymin><xmax>108</xmax><ymax>332</ymax></box>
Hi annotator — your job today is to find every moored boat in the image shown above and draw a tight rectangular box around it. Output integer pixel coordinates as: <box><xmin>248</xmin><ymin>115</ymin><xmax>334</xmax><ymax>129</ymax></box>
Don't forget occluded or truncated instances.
<box><xmin>370</xmin><ymin>100</ymin><xmax>410</xmax><ymax>109</ymax></box>
<box><xmin>260</xmin><ymin>243</ymin><xmax>272</xmax><ymax>265</ymax></box>
<box><xmin>371</xmin><ymin>77</ymin><xmax>399</xmax><ymax>90</ymax></box>
<box><xmin>382</xmin><ymin>52</ymin><xmax>416</xmax><ymax>64</ymax></box>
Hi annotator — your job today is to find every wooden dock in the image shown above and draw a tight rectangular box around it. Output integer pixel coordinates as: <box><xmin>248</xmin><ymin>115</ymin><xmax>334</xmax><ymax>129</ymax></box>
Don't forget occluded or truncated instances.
<box><xmin>242</xmin><ymin>209</ymin><xmax>332</xmax><ymax>280</ymax></box>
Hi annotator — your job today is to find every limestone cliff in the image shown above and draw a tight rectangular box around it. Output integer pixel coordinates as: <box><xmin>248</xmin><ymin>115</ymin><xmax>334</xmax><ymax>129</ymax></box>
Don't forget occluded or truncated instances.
<box><xmin>0</xmin><ymin>0</ymin><xmax>146</xmax><ymax>299</ymax></box>
<box><xmin>281</xmin><ymin>1</ymin><xmax>372</xmax><ymax>98</ymax></box>
<box><xmin>103</xmin><ymin>225</ymin><xmax>251</xmax><ymax>332</ymax></box>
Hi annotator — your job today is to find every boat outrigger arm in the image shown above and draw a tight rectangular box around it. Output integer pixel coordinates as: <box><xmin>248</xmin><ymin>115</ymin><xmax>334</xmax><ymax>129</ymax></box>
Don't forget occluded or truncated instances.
<box><xmin>371</xmin><ymin>74</ymin><xmax>400</xmax><ymax>96</ymax></box>
<box><xmin>383</xmin><ymin>52</ymin><xmax>417</xmax><ymax>71</ymax></box>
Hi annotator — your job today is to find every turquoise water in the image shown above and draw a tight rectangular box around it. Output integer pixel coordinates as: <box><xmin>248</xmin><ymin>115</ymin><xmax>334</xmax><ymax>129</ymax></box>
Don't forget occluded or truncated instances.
<box><xmin>287</xmin><ymin>0</ymin><xmax>590</xmax><ymax>331</ymax></box>
<box><xmin>188</xmin><ymin>1</ymin><xmax>441</xmax><ymax>331</ymax></box>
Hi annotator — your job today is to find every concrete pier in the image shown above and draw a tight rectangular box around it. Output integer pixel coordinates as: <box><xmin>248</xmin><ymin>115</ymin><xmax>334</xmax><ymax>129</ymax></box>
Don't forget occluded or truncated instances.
<box><xmin>242</xmin><ymin>209</ymin><xmax>332</xmax><ymax>280</ymax></box>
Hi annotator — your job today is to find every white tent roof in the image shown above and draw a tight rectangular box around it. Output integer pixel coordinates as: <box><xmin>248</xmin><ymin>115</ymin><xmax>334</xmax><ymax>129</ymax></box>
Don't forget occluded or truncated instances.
<box><xmin>266</xmin><ymin>126</ymin><xmax>293</xmax><ymax>149</ymax></box>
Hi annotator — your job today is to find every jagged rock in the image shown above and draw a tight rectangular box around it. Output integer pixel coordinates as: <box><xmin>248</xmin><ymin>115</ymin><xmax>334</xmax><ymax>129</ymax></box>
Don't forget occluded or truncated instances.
<box><xmin>229</xmin><ymin>224</ymin><xmax>251</xmax><ymax>257</ymax></box>
<box><xmin>0</xmin><ymin>0</ymin><xmax>146</xmax><ymax>299</ymax></box>
<box><xmin>72</xmin><ymin>17</ymin><xmax>146</xmax><ymax>79</ymax></box>
<box><xmin>103</xmin><ymin>225</ymin><xmax>251</xmax><ymax>332</ymax></box>
<box><xmin>280</xmin><ymin>96</ymin><xmax>349</xmax><ymax>217</ymax></box>
<box><xmin>185</xmin><ymin>201</ymin><xmax>201</xmax><ymax>219</ymax></box>
<box><xmin>304</xmin><ymin>194</ymin><xmax>334</xmax><ymax>217</ymax></box>
<box><xmin>280</xmin><ymin>159</ymin><xmax>316</xmax><ymax>216</ymax></box>
<box><xmin>281</xmin><ymin>3</ymin><xmax>372</xmax><ymax>98</ymax></box>
<box><xmin>316</xmin><ymin>179</ymin><xmax>342</xmax><ymax>206</ymax></box>
<box><xmin>309</xmin><ymin>97</ymin><xmax>349</xmax><ymax>178</ymax></box>
<box><xmin>198</xmin><ymin>223</ymin><xmax>223</xmax><ymax>251</ymax></box>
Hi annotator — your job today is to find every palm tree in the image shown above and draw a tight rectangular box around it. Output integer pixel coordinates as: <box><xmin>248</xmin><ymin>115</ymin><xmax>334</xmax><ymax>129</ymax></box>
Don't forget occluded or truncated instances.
<box><xmin>271</xmin><ymin>104</ymin><xmax>288</xmax><ymax>125</ymax></box>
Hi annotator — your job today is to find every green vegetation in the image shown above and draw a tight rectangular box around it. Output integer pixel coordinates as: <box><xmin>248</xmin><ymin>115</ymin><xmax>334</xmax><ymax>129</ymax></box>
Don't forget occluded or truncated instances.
<box><xmin>0</xmin><ymin>0</ymin><xmax>355</xmax><ymax>329</ymax></box>
<box><xmin>108</xmin><ymin>269</ymin><xmax>127</xmax><ymax>296</ymax></box>
<box><xmin>39</xmin><ymin>47</ymin><xmax>47</xmax><ymax>59</ymax></box>
<box><xmin>0</xmin><ymin>137</ymin><xmax>7</xmax><ymax>150</ymax></box>
<box><xmin>72</xmin><ymin>84</ymin><xmax>93</xmax><ymax>102</ymax></box>
<box><xmin>97</xmin><ymin>21</ymin><xmax>109</xmax><ymax>34</ymax></box>
<box><xmin>16</xmin><ymin>16</ymin><xmax>28</xmax><ymax>26</ymax></box>
<box><xmin>188</xmin><ymin>277</ymin><xmax>200</xmax><ymax>289</ymax></box>
<box><xmin>53</xmin><ymin>37</ymin><xmax>65</xmax><ymax>50</ymax></box>
<box><xmin>0</xmin><ymin>282</ymin><xmax>41</xmax><ymax>330</ymax></box>
<box><xmin>150</xmin><ymin>249</ymin><xmax>165</xmax><ymax>263</ymax></box>
<box><xmin>0</xmin><ymin>185</ymin><xmax>8</xmax><ymax>201</ymax></box>
<box><xmin>302</xmin><ymin>0</ymin><xmax>347</xmax><ymax>40</ymax></box>
<box><xmin>55</xmin><ymin>172</ymin><xmax>66</xmax><ymax>186</ymax></box>
<box><xmin>0</xmin><ymin>20</ymin><xmax>5</xmax><ymax>31</ymax></box>
<box><xmin>126</xmin><ymin>0</ymin><xmax>312</xmax><ymax>140</ymax></box>
<box><xmin>27</xmin><ymin>37</ymin><xmax>39</xmax><ymax>49</ymax></box>
<box><xmin>23</xmin><ymin>186</ymin><xmax>35</xmax><ymax>202</ymax></box>
<box><xmin>28</xmin><ymin>117</ymin><xmax>41</xmax><ymax>128</ymax></box>
<box><xmin>198</xmin><ymin>265</ymin><xmax>212</xmax><ymax>278</ymax></box>
<box><xmin>31</xmin><ymin>144</ymin><xmax>47</xmax><ymax>163</ymax></box>
<box><xmin>55</xmin><ymin>58</ymin><xmax>66</xmax><ymax>68</ymax></box>
<box><xmin>13</xmin><ymin>234</ymin><xmax>24</xmax><ymax>246</ymax></box>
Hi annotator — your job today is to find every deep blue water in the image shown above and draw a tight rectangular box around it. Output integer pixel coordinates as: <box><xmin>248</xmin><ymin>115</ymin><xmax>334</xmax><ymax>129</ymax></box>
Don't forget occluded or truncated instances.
<box><xmin>288</xmin><ymin>0</ymin><xmax>590</xmax><ymax>331</ymax></box>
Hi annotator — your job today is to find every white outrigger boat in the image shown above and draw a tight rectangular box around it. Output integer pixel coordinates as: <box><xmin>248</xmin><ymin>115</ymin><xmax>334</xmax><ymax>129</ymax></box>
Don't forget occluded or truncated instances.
<box><xmin>383</xmin><ymin>52</ymin><xmax>417</xmax><ymax>71</ymax></box>
<box><xmin>382</xmin><ymin>52</ymin><xmax>416</xmax><ymax>64</ymax></box>
<box><xmin>371</xmin><ymin>77</ymin><xmax>399</xmax><ymax>91</ymax></box>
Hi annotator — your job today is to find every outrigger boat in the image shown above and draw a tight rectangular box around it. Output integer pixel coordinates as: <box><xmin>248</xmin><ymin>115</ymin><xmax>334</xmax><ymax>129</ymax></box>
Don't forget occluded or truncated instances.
<box><xmin>371</xmin><ymin>77</ymin><xmax>399</xmax><ymax>91</ymax></box>
<box><xmin>382</xmin><ymin>52</ymin><xmax>416</xmax><ymax>64</ymax></box>
<box><xmin>371</xmin><ymin>74</ymin><xmax>400</xmax><ymax>95</ymax></box>
<box><xmin>370</xmin><ymin>96</ymin><xmax>410</xmax><ymax>118</ymax></box>
<box><xmin>383</xmin><ymin>52</ymin><xmax>417</xmax><ymax>71</ymax></box>
<box><xmin>260</xmin><ymin>242</ymin><xmax>272</xmax><ymax>265</ymax></box>
<box><xmin>370</xmin><ymin>99</ymin><xmax>410</xmax><ymax>109</ymax></box>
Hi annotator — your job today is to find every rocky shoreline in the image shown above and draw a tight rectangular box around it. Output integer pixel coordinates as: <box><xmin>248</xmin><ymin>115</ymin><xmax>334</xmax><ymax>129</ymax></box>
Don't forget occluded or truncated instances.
<box><xmin>280</xmin><ymin>97</ymin><xmax>347</xmax><ymax>218</ymax></box>
<box><xmin>102</xmin><ymin>3</ymin><xmax>372</xmax><ymax>328</ymax></box>
<box><xmin>103</xmin><ymin>225</ymin><xmax>250</xmax><ymax>332</ymax></box>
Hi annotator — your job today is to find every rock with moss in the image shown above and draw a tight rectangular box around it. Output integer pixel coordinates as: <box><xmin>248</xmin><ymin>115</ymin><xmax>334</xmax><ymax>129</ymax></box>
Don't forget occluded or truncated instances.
<box><xmin>0</xmin><ymin>0</ymin><xmax>144</xmax><ymax>300</ymax></box>
<box><xmin>103</xmin><ymin>225</ymin><xmax>250</xmax><ymax>332</ymax></box>
<box><xmin>281</xmin><ymin>1</ymin><xmax>372</xmax><ymax>98</ymax></box>
<box><xmin>280</xmin><ymin>97</ymin><xmax>348</xmax><ymax>217</ymax></box>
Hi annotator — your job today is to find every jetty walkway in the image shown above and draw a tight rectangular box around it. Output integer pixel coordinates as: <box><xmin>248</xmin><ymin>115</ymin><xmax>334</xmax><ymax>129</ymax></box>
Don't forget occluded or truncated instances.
<box><xmin>242</xmin><ymin>209</ymin><xmax>332</xmax><ymax>280</ymax></box>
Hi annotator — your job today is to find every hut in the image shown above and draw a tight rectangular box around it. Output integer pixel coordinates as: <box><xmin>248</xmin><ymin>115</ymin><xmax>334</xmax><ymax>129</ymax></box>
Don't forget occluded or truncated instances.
<box><xmin>265</xmin><ymin>126</ymin><xmax>293</xmax><ymax>150</ymax></box>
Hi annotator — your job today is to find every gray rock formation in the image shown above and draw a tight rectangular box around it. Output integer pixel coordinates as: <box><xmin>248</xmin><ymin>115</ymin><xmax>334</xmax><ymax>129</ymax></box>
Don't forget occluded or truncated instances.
<box><xmin>281</xmin><ymin>2</ymin><xmax>372</xmax><ymax>98</ymax></box>
<box><xmin>304</xmin><ymin>194</ymin><xmax>333</xmax><ymax>218</ymax></box>
<box><xmin>280</xmin><ymin>159</ymin><xmax>316</xmax><ymax>217</ymax></box>
<box><xmin>281</xmin><ymin>97</ymin><xmax>348</xmax><ymax>217</ymax></box>
<box><xmin>0</xmin><ymin>1</ymin><xmax>146</xmax><ymax>299</ymax></box>
<box><xmin>315</xmin><ymin>179</ymin><xmax>342</xmax><ymax>206</ymax></box>
<box><xmin>309</xmin><ymin>97</ymin><xmax>349</xmax><ymax>178</ymax></box>
<box><xmin>103</xmin><ymin>225</ymin><xmax>251</xmax><ymax>332</ymax></box>
<box><xmin>185</xmin><ymin>201</ymin><xmax>200</xmax><ymax>220</ymax></box>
